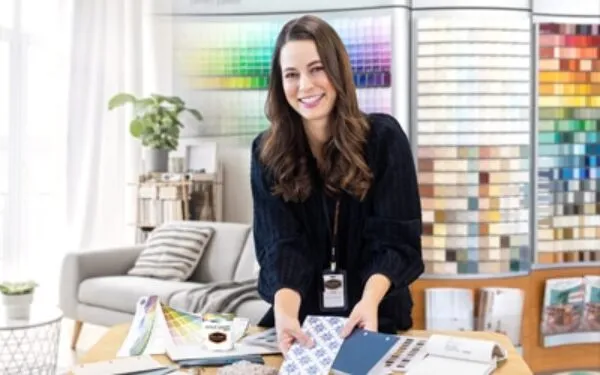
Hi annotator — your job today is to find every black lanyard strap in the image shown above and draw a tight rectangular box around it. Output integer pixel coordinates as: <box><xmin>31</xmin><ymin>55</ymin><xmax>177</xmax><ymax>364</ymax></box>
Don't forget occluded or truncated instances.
<box><xmin>321</xmin><ymin>194</ymin><xmax>340</xmax><ymax>272</ymax></box>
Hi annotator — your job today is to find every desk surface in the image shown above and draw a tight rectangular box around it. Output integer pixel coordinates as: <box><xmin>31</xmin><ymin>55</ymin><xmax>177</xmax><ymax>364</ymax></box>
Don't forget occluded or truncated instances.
<box><xmin>77</xmin><ymin>324</ymin><xmax>533</xmax><ymax>374</ymax></box>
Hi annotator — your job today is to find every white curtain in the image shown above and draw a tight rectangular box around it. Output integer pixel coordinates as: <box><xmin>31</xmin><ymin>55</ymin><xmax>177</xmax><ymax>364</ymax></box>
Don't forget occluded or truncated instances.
<box><xmin>0</xmin><ymin>0</ymin><xmax>155</xmax><ymax>304</ymax></box>
<box><xmin>0</xmin><ymin>0</ymin><xmax>73</xmax><ymax>285</ymax></box>
<box><xmin>66</xmin><ymin>0</ymin><xmax>146</xmax><ymax>252</ymax></box>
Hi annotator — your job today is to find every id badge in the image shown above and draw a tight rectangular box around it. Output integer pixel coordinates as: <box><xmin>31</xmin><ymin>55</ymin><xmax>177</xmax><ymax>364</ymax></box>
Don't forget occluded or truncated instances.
<box><xmin>320</xmin><ymin>269</ymin><xmax>348</xmax><ymax>311</ymax></box>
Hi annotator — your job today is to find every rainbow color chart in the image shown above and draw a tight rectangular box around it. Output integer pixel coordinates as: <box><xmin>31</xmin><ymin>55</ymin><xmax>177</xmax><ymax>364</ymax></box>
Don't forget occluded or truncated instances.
<box><xmin>173</xmin><ymin>15</ymin><xmax>393</xmax><ymax>137</ymax></box>
<box><xmin>536</xmin><ymin>23</ymin><xmax>600</xmax><ymax>265</ymax></box>
<box><xmin>162</xmin><ymin>303</ymin><xmax>206</xmax><ymax>345</ymax></box>
<box><xmin>414</xmin><ymin>15</ymin><xmax>532</xmax><ymax>275</ymax></box>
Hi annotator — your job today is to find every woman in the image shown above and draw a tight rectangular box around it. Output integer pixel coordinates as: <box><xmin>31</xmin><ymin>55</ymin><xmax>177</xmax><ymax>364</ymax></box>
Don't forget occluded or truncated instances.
<box><xmin>250</xmin><ymin>14</ymin><xmax>424</xmax><ymax>354</ymax></box>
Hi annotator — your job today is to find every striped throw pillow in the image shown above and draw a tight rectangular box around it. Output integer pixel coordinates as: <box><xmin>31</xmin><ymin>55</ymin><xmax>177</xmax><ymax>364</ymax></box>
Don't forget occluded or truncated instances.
<box><xmin>128</xmin><ymin>223</ymin><xmax>214</xmax><ymax>281</ymax></box>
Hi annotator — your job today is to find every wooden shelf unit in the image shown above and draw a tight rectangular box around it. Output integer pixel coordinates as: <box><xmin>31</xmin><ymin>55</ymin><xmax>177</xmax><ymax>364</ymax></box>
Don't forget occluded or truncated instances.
<box><xmin>133</xmin><ymin>166</ymin><xmax>223</xmax><ymax>242</ymax></box>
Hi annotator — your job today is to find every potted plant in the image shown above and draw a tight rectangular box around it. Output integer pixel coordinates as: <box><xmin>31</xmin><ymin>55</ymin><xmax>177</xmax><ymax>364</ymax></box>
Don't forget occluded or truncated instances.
<box><xmin>108</xmin><ymin>93</ymin><xmax>203</xmax><ymax>172</ymax></box>
<box><xmin>0</xmin><ymin>280</ymin><xmax>38</xmax><ymax>319</ymax></box>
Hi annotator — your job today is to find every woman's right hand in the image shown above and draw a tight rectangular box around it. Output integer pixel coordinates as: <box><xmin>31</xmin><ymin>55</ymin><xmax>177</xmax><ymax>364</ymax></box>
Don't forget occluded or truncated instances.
<box><xmin>274</xmin><ymin>288</ymin><xmax>314</xmax><ymax>355</ymax></box>
<box><xmin>275</xmin><ymin>311</ymin><xmax>314</xmax><ymax>354</ymax></box>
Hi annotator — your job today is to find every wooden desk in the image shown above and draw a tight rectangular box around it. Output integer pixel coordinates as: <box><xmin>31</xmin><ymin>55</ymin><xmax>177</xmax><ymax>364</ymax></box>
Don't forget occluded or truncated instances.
<box><xmin>77</xmin><ymin>324</ymin><xmax>533</xmax><ymax>374</ymax></box>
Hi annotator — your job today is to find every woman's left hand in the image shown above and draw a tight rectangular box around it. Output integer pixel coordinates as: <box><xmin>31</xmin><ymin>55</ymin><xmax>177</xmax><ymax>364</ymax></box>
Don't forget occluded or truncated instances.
<box><xmin>339</xmin><ymin>297</ymin><xmax>379</xmax><ymax>338</ymax></box>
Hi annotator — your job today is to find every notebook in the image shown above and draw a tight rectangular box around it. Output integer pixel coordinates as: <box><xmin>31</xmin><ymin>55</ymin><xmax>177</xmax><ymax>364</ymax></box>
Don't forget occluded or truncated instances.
<box><xmin>406</xmin><ymin>334</ymin><xmax>508</xmax><ymax>375</ymax></box>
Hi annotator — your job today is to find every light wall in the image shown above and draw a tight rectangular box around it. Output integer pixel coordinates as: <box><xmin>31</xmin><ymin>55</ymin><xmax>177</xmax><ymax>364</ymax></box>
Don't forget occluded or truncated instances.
<box><xmin>144</xmin><ymin>7</ymin><xmax>255</xmax><ymax>224</ymax></box>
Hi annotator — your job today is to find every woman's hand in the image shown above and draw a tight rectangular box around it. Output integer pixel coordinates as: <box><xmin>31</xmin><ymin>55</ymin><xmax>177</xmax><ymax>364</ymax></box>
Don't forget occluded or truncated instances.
<box><xmin>274</xmin><ymin>288</ymin><xmax>314</xmax><ymax>354</ymax></box>
<box><xmin>275</xmin><ymin>311</ymin><xmax>314</xmax><ymax>354</ymax></box>
<box><xmin>339</xmin><ymin>296</ymin><xmax>379</xmax><ymax>338</ymax></box>
<box><xmin>340</xmin><ymin>273</ymin><xmax>391</xmax><ymax>338</ymax></box>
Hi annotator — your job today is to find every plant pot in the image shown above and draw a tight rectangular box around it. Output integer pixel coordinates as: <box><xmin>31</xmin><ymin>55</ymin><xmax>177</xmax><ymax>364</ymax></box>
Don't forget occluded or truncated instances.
<box><xmin>145</xmin><ymin>148</ymin><xmax>169</xmax><ymax>173</ymax></box>
<box><xmin>2</xmin><ymin>292</ymin><xmax>33</xmax><ymax>319</ymax></box>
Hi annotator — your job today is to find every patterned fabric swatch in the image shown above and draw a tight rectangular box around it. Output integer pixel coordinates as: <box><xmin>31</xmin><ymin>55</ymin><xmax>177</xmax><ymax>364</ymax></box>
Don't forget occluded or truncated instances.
<box><xmin>279</xmin><ymin>315</ymin><xmax>347</xmax><ymax>375</ymax></box>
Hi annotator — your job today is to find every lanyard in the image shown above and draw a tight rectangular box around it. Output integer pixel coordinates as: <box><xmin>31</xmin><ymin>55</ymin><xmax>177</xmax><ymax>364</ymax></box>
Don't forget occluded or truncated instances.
<box><xmin>321</xmin><ymin>194</ymin><xmax>340</xmax><ymax>272</ymax></box>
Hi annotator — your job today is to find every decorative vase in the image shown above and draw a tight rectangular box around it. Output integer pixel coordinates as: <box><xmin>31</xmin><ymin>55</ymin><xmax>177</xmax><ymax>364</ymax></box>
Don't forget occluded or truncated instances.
<box><xmin>2</xmin><ymin>292</ymin><xmax>33</xmax><ymax>319</ymax></box>
<box><xmin>145</xmin><ymin>148</ymin><xmax>169</xmax><ymax>173</ymax></box>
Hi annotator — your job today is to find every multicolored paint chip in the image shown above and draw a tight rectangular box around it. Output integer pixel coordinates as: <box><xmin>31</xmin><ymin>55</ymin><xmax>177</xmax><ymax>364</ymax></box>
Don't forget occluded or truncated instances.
<box><xmin>414</xmin><ymin>15</ymin><xmax>532</xmax><ymax>275</ymax></box>
<box><xmin>172</xmin><ymin>15</ymin><xmax>393</xmax><ymax>137</ymax></box>
<box><xmin>536</xmin><ymin>23</ymin><xmax>600</xmax><ymax>265</ymax></box>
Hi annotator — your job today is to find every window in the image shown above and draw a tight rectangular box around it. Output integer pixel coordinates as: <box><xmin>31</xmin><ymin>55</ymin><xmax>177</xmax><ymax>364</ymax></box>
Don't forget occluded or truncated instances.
<box><xmin>0</xmin><ymin>0</ymin><xmax>14</xmax><ymax>29</ymax></box>
<box><xmin>0</xmin><ymin>41</ymin><xmax>8</xmax><ymax>140</ymax></box>
<box><xmin>0</xmin><ymin>3</ymin><xmax>11</xmax><ymax>269</ymax></box>
<box><xmin>0</xmin><ymin>0</ymin><xmax>67</xmax><ymax>280</ymax></box>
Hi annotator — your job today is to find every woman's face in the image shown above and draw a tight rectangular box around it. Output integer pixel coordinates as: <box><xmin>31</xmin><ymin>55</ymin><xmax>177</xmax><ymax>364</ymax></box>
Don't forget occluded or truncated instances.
<box><xmin>279</xmin><ymin>40</ymin><xmax>337</xmax><ymax>127</ymax></box>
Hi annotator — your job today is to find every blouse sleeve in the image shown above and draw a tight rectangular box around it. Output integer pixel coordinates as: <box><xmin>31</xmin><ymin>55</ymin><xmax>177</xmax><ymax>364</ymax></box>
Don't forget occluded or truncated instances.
<box><xmin>250</xmin><ymin>135</ymin><xmax>315</xmax><ymax>304</ymax></box>
<box><xmin>361</xmin><ymin>114</ymin><xmax>425</xmax><ymax>293</ymax></box>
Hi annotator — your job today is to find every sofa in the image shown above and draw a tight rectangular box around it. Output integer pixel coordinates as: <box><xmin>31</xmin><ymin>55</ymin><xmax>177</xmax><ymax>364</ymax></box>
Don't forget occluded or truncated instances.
<box><xmin>59</xmin><ymin>220</ymin><xmax>270</xmax><ymax>350</ymax></box>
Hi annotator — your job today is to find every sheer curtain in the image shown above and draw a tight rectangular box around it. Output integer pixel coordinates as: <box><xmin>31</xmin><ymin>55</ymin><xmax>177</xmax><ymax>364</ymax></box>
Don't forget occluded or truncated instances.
<box><xmin>0</xmin><ymin>0</ymin><xmax>72</xmax><ymax>285</ymax></box>
<box><xmin>0</xmin><ymin>0</ymin><xmax>152</xmax><ymax>303</ymax></box>
<box><xmin>65</xmin><ymin>0</ymin><xmax>146</xmax><ymax>252</ymax></box>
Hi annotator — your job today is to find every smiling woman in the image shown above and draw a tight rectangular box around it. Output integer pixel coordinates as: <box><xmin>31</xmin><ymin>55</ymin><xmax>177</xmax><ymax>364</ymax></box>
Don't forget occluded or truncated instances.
<box><xmin>280</xmin><ymin>43</ymin><xmax>338</xmax><ymax>136</ymax></box>
<box><xmin>260</xmin><ymin>15</ymin><xmax>372</xmax><ymax>203</ymax></box>
<box><xmin>250</xmin><ymin>14</ymin><xmax>424</xmax><ymax>355</ymax></box>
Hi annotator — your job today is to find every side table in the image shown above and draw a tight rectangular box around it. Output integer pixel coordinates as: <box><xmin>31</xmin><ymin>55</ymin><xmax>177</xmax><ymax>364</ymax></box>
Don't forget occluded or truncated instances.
<box><xmin>0</xmin><ymin>305</ymin><xmax>63</xmax><ymax>375</ymax></box>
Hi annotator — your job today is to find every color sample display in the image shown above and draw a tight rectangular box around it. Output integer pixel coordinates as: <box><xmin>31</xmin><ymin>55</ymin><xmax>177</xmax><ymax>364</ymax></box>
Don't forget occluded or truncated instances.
<box><xmin>415</xmin><ymin>16</ymin><xmax>532</xmax><ymax>275</ymax></box>
<box><xmin>173</xmin><ymin>15</ymin><xmax>393</xmax><ymax>137</ymax></box>
<box><xmin>536</xmin><ymin>23</ymin><xmax>600</xmax><ymax>265</ymax></box>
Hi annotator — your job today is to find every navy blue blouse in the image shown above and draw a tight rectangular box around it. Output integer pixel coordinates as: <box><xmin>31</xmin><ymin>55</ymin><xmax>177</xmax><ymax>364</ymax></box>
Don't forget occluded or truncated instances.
<box><xmin>250</xmin><ymin>112</ymin><xmax>424</xmax><ymax>333</ymax></box>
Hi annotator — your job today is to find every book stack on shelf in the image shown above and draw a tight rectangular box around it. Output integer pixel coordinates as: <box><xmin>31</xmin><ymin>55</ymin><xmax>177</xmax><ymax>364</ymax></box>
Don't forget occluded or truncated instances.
<box><xmin>134</xmin><ymin>166</ymin><xmax>223</xmax><ymax>243</ymax></box>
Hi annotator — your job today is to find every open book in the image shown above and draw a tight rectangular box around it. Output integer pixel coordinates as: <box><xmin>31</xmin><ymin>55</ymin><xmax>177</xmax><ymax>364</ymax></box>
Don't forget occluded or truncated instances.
<box><xmin>406</xmin><ymin>334</ymin><xmax>507</xmax><ymax>375</ymax></box>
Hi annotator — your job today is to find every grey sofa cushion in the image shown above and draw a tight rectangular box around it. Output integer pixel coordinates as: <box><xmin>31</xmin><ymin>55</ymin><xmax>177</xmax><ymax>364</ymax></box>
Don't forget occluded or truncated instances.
<box><xmin>128</xmin><ymin>223</ymin><xmax>214</xmax><ymax>281</ymax></box>
<box><xmin>233</xmin><ymin>299</ymin><xmax>270</xmax><ymax>325</ymax></box>
<box><xmin>233</xmin><ymin>231</ymin><xmax>259</xmax><ymax>281</ymax></box>
<box><xmin>190</xmin><ymin>222</ymin><xmax>251</xmax><ymax>283</ymax></box>
<box><xmin>78</xmin><ymin>276</ymin><xmax>203</xmax><ymax>314</ymax></box>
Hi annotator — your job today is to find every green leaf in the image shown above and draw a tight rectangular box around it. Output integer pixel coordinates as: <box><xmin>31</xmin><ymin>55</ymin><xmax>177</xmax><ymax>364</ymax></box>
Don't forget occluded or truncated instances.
<box><xmin>109</xmin><ymin>91</ymin><xmax>195</xmax><ymax>151</ymax></box>
<box><xmin>129</xmin><ymin>119</ymin><xmax>144</xmax><ymax>138</ymax></box>
<box><xmin>134</xmin><ymin>98</ymin><xmax>154</xmax><ymax>114</ymax></box>
<box><xmin>186</xmin><ymin>108</ymin><xmax>203</xmax><ymax>121</ymax></box>
<box><xmin>153</xmin><ymin>94</ymin><xmax>184</xmax><ymax>107</ymax></box>
<box><xmin>108</xmin><ymin>93</ymin><xmax>137</xmax><ymax>110</ymax></box>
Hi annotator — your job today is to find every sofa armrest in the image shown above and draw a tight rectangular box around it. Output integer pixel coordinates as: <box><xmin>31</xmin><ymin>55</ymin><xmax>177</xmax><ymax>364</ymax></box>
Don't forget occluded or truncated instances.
<box><xmin>59</xmin><ymin>245</ymin><xmax>145</xmax><ymax>319</ymax></box>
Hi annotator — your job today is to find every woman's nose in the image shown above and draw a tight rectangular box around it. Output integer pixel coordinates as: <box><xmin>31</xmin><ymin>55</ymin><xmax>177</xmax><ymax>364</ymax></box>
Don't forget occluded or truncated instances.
<box><xmin>298</xmin><ymin>73</ymin><xmax>314</xmax><ymax>92</ymax></box>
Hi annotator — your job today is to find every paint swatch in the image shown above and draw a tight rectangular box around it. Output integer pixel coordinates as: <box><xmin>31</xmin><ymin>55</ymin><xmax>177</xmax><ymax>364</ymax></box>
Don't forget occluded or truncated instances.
<box><xmin>415</xmin><ymin>15</ymin><xmax>532</xmax><ymax>275</ymax></box>
<box><xmin>172</xmin><ymin>15</ymin><xmax>393</xmax><ymax>138</ymax></box>
<box><xmin>161</xmin><ymin>303</ymin><xmax>206</xmax><ymax>346</ymax></box>
<box><xmin>536</xmin><ymin>23</ymin><xmax>600</xmax><ymax>265</ymax></box>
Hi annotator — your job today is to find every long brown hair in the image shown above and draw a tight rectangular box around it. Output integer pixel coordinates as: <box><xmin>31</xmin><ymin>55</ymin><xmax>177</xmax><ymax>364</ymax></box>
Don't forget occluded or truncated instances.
<box><xmin>260</xmin><ymin>15</ymin><xmax>373</xmax><ymax>203</ymax></box>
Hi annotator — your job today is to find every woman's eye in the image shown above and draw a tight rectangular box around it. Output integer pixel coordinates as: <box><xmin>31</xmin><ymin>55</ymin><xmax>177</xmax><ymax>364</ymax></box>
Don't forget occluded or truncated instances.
<box><xmin>311</xmin><ymin>66</ymin><xmax>324</xmax><ymax>73</ymax></box>
<box><xmin>285</xmin><ymin>72</ymin><xmax>298</xmax><ymax>79</ymax></box>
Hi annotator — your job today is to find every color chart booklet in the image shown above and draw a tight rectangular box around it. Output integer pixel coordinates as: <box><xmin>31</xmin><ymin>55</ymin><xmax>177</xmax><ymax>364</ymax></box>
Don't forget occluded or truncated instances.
<box><xmin>117</xmin><ymin>295</ymin><xmax>275</xmax><ymax>362</ymax></box>
<box><xmin>405</xmin><ymin>334</ymin><xmax>508</xmax><ymax>375</ymax></box>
